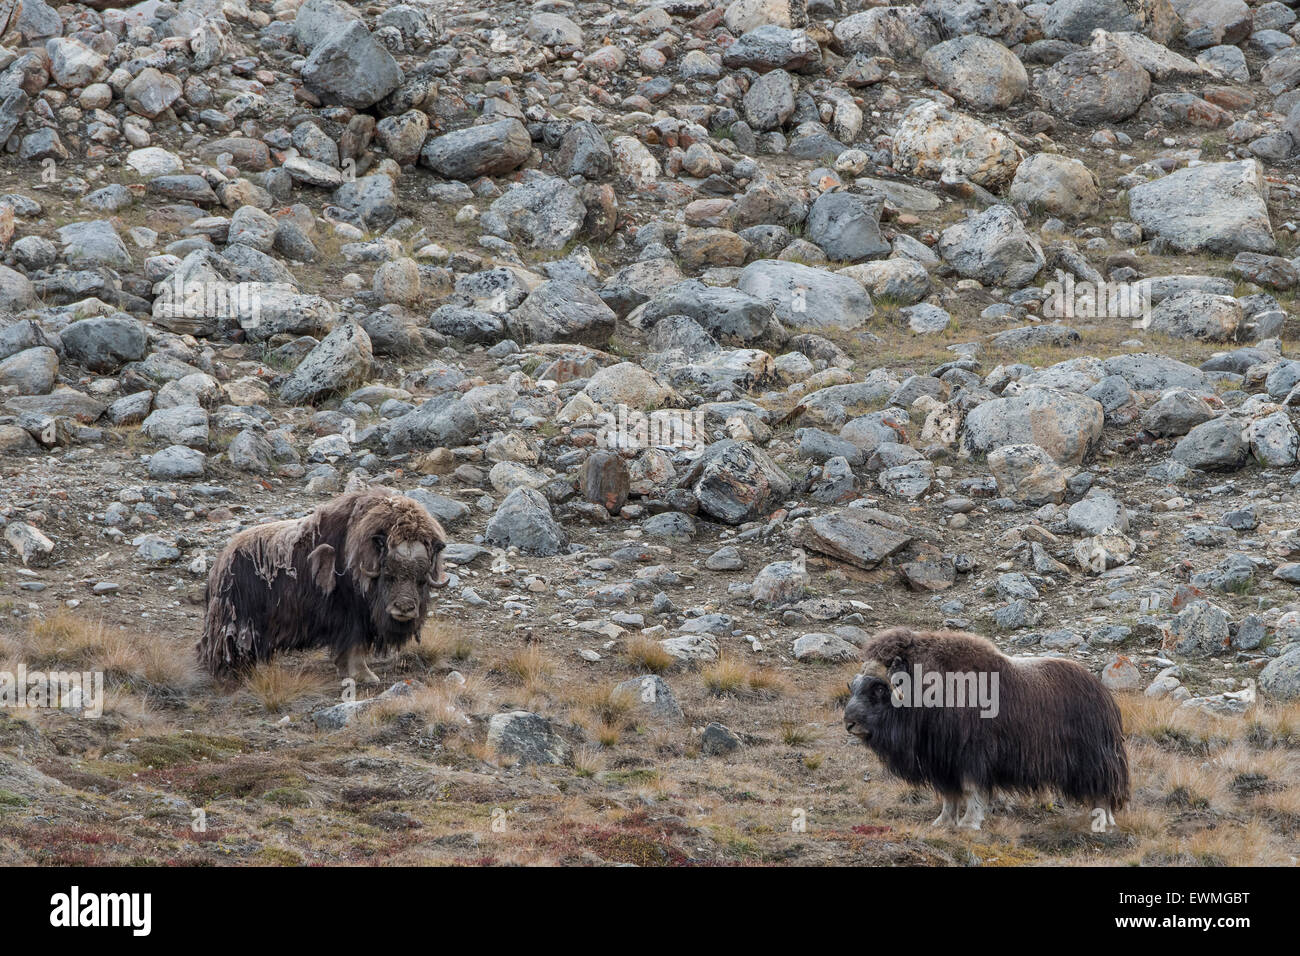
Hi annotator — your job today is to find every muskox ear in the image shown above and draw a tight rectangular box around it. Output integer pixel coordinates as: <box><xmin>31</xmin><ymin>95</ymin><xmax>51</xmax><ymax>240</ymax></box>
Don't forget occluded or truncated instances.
<box><xmin>307</xmin><ymin>543</ymin><xmax>337</xmax><ymax>596</ymax></box>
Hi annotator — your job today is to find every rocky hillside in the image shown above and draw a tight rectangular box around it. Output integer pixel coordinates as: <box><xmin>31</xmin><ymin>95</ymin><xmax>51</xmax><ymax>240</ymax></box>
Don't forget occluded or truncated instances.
<box><xmin>1</xmin><ymin>0</ymin><xmax>1300</xmax><ymax>865</ymax></box>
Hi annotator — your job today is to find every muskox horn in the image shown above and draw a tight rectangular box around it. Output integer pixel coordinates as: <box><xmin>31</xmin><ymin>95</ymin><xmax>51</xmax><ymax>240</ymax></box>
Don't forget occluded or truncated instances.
<box><xmin>427</xmin><ymin>545</ymin><xmax>449</xmax><ymax>589</ymax></box>
<box><xmin>357</xmin><ymin>533</ymin><xmax>384</xmax><ymax>580</ymax></box>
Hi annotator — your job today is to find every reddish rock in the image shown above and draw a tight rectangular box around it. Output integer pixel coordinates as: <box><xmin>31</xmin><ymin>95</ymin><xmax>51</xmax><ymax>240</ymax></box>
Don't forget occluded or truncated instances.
<box><xmin>580</xmin><ymin>450</ymin><xmax>631</xmax><ymax>515</ymax></box>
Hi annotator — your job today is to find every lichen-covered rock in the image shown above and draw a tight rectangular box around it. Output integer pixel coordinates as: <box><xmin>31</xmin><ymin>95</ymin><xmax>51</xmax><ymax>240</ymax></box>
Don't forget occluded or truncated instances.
<box><xmin>921</xmin><ymin>35</ymin><xmax>1027</xmax><ymax>110</ymax></box>
<box><xmin>1128</xmin><ymin>160</ymin><xmax>1275</xmax><ymax>254</ymax></box>
<box><xmin>1032</xmin><ymin>45</ymin><xmax>1151</xmax><ymax>124</ymax></box>
<box><xmin>937</xmin><ymin>205</ymin><xmax>1045</xmax><ymax>287</ymax></box>
<box><xmin>675</xmin><ymin>439</ymin><xmax>793</xmax><ymax>524</ymax></box>
<box><xmin>891</xmin><ymin>100</ymin><xmax>1024</xmax><ymax>189</ymax></box>
<box><xmin>961</xmin><ymin>387</ymin><xmax>1104</xmax><ymax>464</ymax></box>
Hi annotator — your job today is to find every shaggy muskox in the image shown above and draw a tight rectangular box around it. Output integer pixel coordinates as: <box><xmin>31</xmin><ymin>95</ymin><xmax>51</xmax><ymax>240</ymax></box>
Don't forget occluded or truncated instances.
<box><xmin>198</xmin><ymin>488</ymin><xmax>449</xmax><ymax>680</ymax></box>
<box><xmin>843</xmin><ymin>627</ymin><xmax>1129</xmax><ymax>830</ymax></box>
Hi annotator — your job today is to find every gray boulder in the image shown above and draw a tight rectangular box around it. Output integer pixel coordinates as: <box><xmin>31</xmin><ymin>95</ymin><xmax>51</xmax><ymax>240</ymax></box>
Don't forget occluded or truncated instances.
<box><xmin>612</xmin><ymin>675</ymin><xmax>684</xmax><ymax>725</ymax></box>
<box><xmin>279</xmin><ymin>323</ymin><xmax>373</xmax><ymax>405</ymax></box>
<box><xmin>293</xmin><ymin>0</ymin><xmax>361</xmax><ymax>51</ymax></box>
<box><xmin>487</xmin><ymin>711</ymin><xmax>569</xmax><ymax>765</ymax></box>
<box><xmin>0</xmin><ymin>266</ymin><xmax>36</xmax><ymax>313</ymax></box>
<box><xmin>676</xmin><ymin>439</ymin><xmax>793</xmax><ymax>524</ymax></box>
<box><xmin>961</xmin><ymin>387</ymin><xmax>1104</xmax><ymax>464</ymax></box>
<box><xmin>301</xmin><ymin>21</ymin><xmax>403</xmax><ymax>108</ymax></box>
<box><xmin>556</xmin><ymin>122</ymin><xmax>612</xmax><ymax>179</ymax></box>
<box><xmin>1147</xmin><ymin>291</ymin><xmax>1241</xmax><ymax>342</ymax></box>
<box><xmin>386</xmin><ymin>395</ymin><xmax>480</xmax><ymax>453</ymax></box>
<box><xmin>1247</xmin><ymin>410</ymin><xmax>1298</xmax><ymax>466</ymax></box>
<box><xmin>420</xmin><ymin>119</ymin><xmax>532</xmax><ymax>180</ymax></box>
<box><xmin>922</xmin><ymin>35</ymin><xmax>1028</xmax><ymax>110</ymax></box>
<box><xmin>1171</xmin><ymin>0</ymin><xmax>1252</xmax><ymax>46</ymax></box>
<box><xmin>57</xmin><ymin>220</ymin><xmax>132</xmax><ymax>270</ymax></box>
<box><xmin>1172</xmin><ymin>416</ymin><xmax>1249</xmax><ymax>470</ymax></box>
<box><xmin>938</xmin><ymin>205</ymin><xmax>1044</xmax><ymax>287</ymax></box>
<box><xmin>637</xmin><ymin>280</ymin><xmax>775</xmax><ymax>343</ymax></box>
<box><xmin>1260</xmin><ymin>644</ymin><xmax>1300</xmax><ymax>701</ymax></box>
<box><xmin>59</xmin><ymin>315</ymin><xmax>147</xmax><ymax>372</ymax></box>
<box><xmin>1008</xmin><ymin>153</ymin><xmax>1100</xmax><ymax>219</ymax></box>
<box><xmin>1102</xmin><ymin>353</ymin><xmax>1209</xmax><ymax>390</ymax></box>
<box><xmin>148</xmin><ymin>445</ymin><xmax>206</xmax><ymax>480</ymax></box>
<box><xmin>742</xmin><ymin>68</ymin><xmax>797</xmax><ymax>130</ymax></box>
<box><xmin>0</xmin><ymin>347</ymin><xmax>57</xmax><ymax>395</ymax></box>
<box><xmin>1140</xmin><ymin>389</ymin><xmax>1215</xmax><ymax>436</ymax></box>
<box><xmin>1043</xmin><ymin>0</ymin><xmax>1177</xmax><ymax>44</ymax></box>
<box><xmin>737</xmin><ymin>259</ymin><xmax>875</xmax><ymax>330</ymax></box>
<box><xmin>486</xmin><ymin>176</ymin><xmax>586</xmax><ymax>251</ymax></box>
<box><xmin>1068</xmin><ymin>492</ymin><xmax>1129</xmax><ymax>535</ymax></box>
<box><xmin>891</xmin><ymin>99</ymin><xmax>1024</xmax><ymax>189</ymax></box>
<box><xmin>805</xmin><ymin>191</ymin><xmax>890</xmax><ymax>261</ymax></box>
<box><xmin>988</xmin><ymin>443</ymin><xmax>1067</xmax><ymax>504</ymax></box>
<box><xmin>485</xmin><ymin>487</ymin><xmax>569</xmax><ymax>555</ymax></box>
<box><xmin>723</xmin><ymin>25</ymin><xmax>822</xmax><ymax>73</ymax></box>
<box><xmin>509</xmin><ymin>280</ymin><xmax>616</xmax><ymax>346</ymax></box>
<box><xmin>1032</xmin><ymin>45</ymin><xmax>1151</xmax><ymax>124</ymax></box>
<box><xmin>833</xmin><ymin>7</ymin><xmax>942</xmax><ymax>60</ymax></box>
<box><xmin>1128</xmin><ymin>160</ymin><xmax>1275</xmax><ymax>254</ymax></box>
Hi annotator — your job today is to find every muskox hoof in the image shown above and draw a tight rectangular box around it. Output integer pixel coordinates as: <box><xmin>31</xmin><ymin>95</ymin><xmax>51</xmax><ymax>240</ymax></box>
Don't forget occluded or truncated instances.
<box><xmin>931</xmin><ymin>796</ymin><xmax>959</xmax><ymax>829</ymax></box>
<box><xmin>335</xmin><ymin>646</ymin><xmax>381</xmax><ymax>684</ymax></box>
<box><xmin>956</xmin><ymin>792</ymin><xmax>987</xmax><ymax>830</ymax></box>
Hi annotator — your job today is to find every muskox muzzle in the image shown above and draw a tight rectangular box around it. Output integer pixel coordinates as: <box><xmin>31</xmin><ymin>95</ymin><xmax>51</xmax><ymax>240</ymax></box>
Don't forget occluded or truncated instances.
<box><xmin>843</xmin><ymin>673</ymin><xmax>891</xmax><ymax>744</ymax></box>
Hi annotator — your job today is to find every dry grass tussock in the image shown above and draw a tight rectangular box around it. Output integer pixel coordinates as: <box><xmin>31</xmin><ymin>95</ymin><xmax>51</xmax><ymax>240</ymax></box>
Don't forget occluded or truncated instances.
<box><xmin>0</xmin><ymin>610</ymin><xmax>198</xmax><ymax>695</ymax></box>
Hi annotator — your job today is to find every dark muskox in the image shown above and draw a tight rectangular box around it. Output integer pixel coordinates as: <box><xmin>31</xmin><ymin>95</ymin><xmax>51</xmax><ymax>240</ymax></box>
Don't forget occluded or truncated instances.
<box><xmin>198</xmin><ymin>488</ymin><xmax>449</xmax><ymax>680</ymax></box>
<box><xmin>843</xmin><ymin>627</ymin><xmax>1129</xmax><ymax>830</ymax></box>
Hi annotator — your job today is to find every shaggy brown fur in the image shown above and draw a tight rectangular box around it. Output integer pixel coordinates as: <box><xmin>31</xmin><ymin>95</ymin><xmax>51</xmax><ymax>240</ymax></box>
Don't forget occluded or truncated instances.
<box><xmin>844</xmin><ymin>627</ymin><xmax>1129</xmax><ymax>827</ymax></box>
<box><xmin>198</xmin><ymin>488</ymin><xmax>448</xmax><ymax>677</ymax></box>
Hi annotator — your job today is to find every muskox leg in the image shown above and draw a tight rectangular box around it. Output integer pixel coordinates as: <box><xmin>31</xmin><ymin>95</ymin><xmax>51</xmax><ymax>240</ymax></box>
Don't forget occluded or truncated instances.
<box><xmin>956</xmin><ymin>790</ymin><xmax>988</xmax><ymax>830</ymax></box>
<box><xmin>335</xmin><ymin>645</ymin><xmax>380</xmax><ymax>683</ymax></box>
<box><xmin>932</xmin><ymin>793</ymin><xmax>959</xmax><ymax>828</ymax></box>
<box><xmin>1084</xmin><ymin>806</ymin><xmax>1117</xmax><ymax>831</ymax></box>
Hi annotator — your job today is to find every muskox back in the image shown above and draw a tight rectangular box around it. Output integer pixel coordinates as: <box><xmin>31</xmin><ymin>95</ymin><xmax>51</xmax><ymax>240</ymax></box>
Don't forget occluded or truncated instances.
<box><xmin>851</xmin><ymin>628</ymin><xmax>1129</xmax><ymax>812</ymax></box>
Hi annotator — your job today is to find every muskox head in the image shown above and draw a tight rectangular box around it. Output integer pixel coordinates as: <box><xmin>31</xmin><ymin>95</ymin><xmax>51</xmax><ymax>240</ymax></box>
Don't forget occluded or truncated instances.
<box><xmin>361</xmin><ymin>537</ymin><xmax>445</xmax><ymax>622</ymax></box>
<box><xmin>340</xmin><ymin>497</ymin><xmax>450</xmax><ymax>633</ymax></box>
<box><xmin>843</xmin><ymin>672</ymin><xmax>894</xmax><ymax>745</ymax></box>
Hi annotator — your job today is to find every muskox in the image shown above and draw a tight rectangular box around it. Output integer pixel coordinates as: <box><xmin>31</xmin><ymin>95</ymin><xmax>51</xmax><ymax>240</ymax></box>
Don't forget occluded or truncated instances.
<box><xmin>843</xmin><ymin>627</ymin><xmax>1129</xmax><ymax>830</ymax></box>
<box><xmin>198</xmin><ymin>488</ymin><xmax>449</xmax><ymax>680</ymax></box>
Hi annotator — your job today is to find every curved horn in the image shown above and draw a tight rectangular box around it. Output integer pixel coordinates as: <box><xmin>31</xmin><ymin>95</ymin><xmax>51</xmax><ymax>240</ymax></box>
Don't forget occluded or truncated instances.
<box><xmin>355</xmin><ymin>533</ymin><xmax>383</xmax><ymax>587</ymax></box>
<box><xmin>427</xmin><ymin>545</ymin><xmax>449</xmax><ymax>589</ymax></box>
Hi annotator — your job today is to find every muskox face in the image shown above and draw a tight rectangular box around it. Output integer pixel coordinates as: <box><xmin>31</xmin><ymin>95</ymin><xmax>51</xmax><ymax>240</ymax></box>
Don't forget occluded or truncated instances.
<box><xmin>361</xmin><ymin>536</ymin><xmax>449</xmax><ymax>626</ymax></box>
<box><xmin>843</xmin><ymin>673</ymin><xmax>894</xmax><ymax>744</ymax></box>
